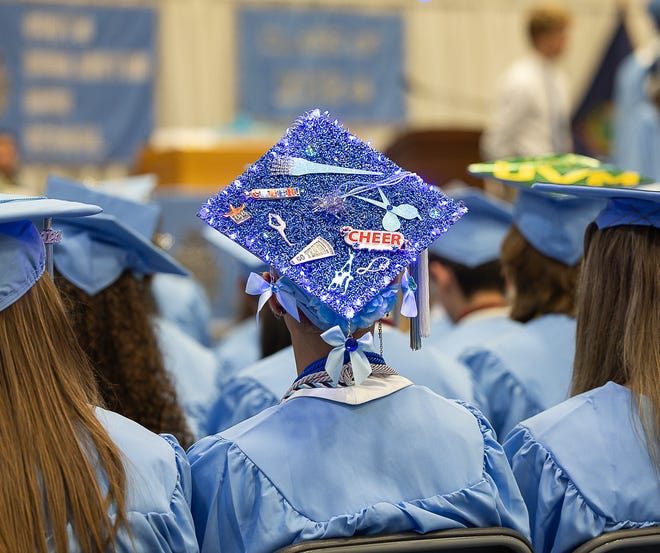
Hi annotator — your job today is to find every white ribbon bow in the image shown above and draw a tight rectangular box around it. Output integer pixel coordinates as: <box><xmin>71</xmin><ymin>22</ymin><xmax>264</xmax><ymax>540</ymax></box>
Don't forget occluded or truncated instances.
<box><xmin>320</xmin><ymin>325</ymin><xmax>374</xmax><ymax>386</ymax></box>
<box><xmin>245</xmin><ymin>272</ymin><xmax>300</xmax><ymax>323</ymax></box>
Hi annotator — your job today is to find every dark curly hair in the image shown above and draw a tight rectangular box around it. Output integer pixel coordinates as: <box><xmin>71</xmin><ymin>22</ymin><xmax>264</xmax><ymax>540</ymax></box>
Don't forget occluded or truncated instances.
<box><xmin>55</xmin><ymin>270</ymin><xmax>194</xmax><ymax>449</ymax></box>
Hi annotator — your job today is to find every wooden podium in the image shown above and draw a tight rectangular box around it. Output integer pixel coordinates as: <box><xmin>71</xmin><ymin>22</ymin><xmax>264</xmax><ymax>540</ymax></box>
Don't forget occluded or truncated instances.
<box><xmin>135</xmin><ymin>139</ymin><xmax>276</xmax><ymax>189</ymax></box>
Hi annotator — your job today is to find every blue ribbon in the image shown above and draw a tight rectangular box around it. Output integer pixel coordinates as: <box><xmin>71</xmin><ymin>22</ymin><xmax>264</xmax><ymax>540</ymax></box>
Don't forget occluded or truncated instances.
<box><xmin>320</xmin><ymin>325</ymin><xmax>374</xmax><ymax>385</ymax></box>
<box><xmin>245</xmin><ymin>272</ymin><xmax>300</xmax><ymax>323</ymax></box>
<box><xmin>400</xmin><ymin>268</ymin><xmax>418</xmax><ymax>317</ymax></box>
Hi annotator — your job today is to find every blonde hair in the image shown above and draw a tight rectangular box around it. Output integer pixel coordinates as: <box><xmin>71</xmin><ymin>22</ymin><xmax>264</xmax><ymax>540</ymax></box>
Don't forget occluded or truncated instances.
<box><xmin>500</xmin><ymin>225</ymin><xmax>579</xmax><ymax>322</ymax></box>
<box><xmin>573</xmin><ymin>223</ymin><xmax>660</xmax><ymax>466</ymax></box>
<box><xmin>0</xmin><ymin>275</ymin><xmax>128</xmax><ymax>552</ymax></box>
<box><xmin>528</xmin><ymin>4</ymin><xmax>571</xmax><ymax>43</ymax></box>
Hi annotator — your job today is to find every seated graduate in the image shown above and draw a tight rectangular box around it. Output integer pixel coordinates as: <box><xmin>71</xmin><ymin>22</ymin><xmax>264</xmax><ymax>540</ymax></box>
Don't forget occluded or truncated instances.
<box><xmin>45</xmin><ymin>175</ymin><xmax>210</xmax><ymax>446</ymax></box>
<box><xmin>188</xmin><ymin>110</ymin><xmax>530</xmax><ymax>553</ymax></box>
<box><xmin>0</xmin><ymin>194</ymin><xmax>198</xmax><ymax>552</ymax></box>
<box><xmin>460</xmin><ymin>156</ymin><xmax>613</xmax><ymax>439</ymax></box>
<box><xmin>94</xmin><ymin>173</ymin><xmax>215</xmax><ymax>348</ymax></box>
<box><xmin>206</xmin><ymin>311</ymin><xmax>483</xmax><ymax>435</ymax></box>
<box><xmin>504</xmin><ymin>181</ymin><xmax>660</xmax><ymax>553</ymax></box>
<box><xmin>427</xmin><ymin>186</ymin><xmax>521</xmax><ymax>358</ymax></box>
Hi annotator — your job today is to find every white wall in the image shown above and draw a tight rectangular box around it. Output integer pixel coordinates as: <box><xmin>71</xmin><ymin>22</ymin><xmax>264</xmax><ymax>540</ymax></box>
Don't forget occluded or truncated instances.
<box><xmin>156</xmin><ymin>0</ymin><xmax>657</xmax><ymax>134</ymax></box>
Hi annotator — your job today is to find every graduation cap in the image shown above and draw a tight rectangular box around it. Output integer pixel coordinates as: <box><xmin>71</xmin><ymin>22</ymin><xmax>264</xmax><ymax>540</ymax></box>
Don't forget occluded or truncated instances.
<box><xmin>466</xmin><ymin>154</ymin><xmax>649</xmax><ymax>265</ymax></box>
<box><xmin>0</xmin><ymin>193</ymin><xmax>101</xmax><ymax>312</ymax></box>
<box><xmin>199</xmin><ymin>110</ymin><xmax>467</xmax><ymax>358</ymax></box>
<box><xmin>429</xmin><ymin>187</ymin><xmax>512</xmax><ymax>267</ymax></box>
<box><xmin>45</xmin><ymin>175</ymin><xmax>187</xmax><ymax>296</ymax></box>
<box><xmin>532</xmin><ymin>182</ymin><xmax>660</xmax><ymax>229</ymax></box>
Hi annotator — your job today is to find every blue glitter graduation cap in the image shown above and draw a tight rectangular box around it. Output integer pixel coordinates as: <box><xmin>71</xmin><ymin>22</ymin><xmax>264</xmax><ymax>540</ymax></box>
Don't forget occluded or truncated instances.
<box><xmin>532</xmin><ymin>182</ymin><xmax>660</xmax><ymax>229</ymax></box>
<box><xmin>199</xmin><ymin>110</ymin><xmax>466</xmax><ymax>335</ymax></box>
<box><xmin>429</xmin><ymin>187</ymin><xmax>512</xmax><ymax>267</ymax></box>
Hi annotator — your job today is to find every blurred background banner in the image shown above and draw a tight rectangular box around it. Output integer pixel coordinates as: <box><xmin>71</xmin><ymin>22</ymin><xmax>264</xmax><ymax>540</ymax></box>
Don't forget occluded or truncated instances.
<box><xmin>0</xmin><ymin>2</ymin><xmax>156</xmax><ymax>164</ymax></box>
<box><xmin>238</xmin><ymin>7</ymin><xmax>404</xmax><ymax>123</ymax></box>
<box><xmin>571</xmin><ymin>12</ymin><xmax>632</xmax><ymax>160</ymax></box>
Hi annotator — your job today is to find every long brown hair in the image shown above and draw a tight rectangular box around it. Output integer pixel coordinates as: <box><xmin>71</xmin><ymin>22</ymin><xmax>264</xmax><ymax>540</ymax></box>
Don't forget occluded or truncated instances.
<box><xmin>501</xmin><ymin>225</ymin><xmax>579</xmax><ymax>322</ymax></box>
<box><xmin>572</xmin><ymin>223</ymin><xmax>660</xmax><ymax>465</ymax></box>
<box><xmin>55</xmin><ymin>271</ymin><xmax>194</xmax><ymax>448</ymax></box>
<box><xmin>0</xmin><ymin>275</ymin><xmax>128</xmax><ymax>552</ymax></box>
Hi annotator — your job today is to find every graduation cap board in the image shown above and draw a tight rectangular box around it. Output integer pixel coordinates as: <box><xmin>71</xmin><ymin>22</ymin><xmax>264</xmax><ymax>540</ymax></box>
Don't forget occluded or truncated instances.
<box><xmin>468</xmin><ymin>153</ymin><xmax>652</xmax><ymax>189</ymax></box>
<box><xmin>45</xmin><ymin>175</ymin><xmax>187</xmax><ymax>296</ymax></box>
<box><xmin>199</xmin><ymin>110</ymin><xmax>467</xmax><ymax>349</ymax></box>
<box><xmin>465</xmin><ymin>154</ymin><xmax>652</xmax><ymax>265</ymax></box>
<box><xmin>429</xmin><ymin>187</ymin><xmax>513</xmax><ymax>267</ymax></box>
<box><xmin>532</xmin><ymin>182</ymin><xmax>660</xmax><ymax>229</ymax></box>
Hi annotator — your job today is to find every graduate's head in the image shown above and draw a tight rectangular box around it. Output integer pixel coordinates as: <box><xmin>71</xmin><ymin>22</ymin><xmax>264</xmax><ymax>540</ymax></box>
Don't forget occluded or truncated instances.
<box><xmin>427</xmin><ymin>187</ymin><xmax>512</xmax><ymax>322</ymax></box>
<box><xmin>527</xmin><ymin>4</ymin><xmax>571</xmax><ymax>59</ymax></box>
<box><xmin>468</xmin><ymin>155</ymin><xmax>637</xmax><ymax>321</ymax></box>
<box><xmin>43</xmin><ymin>176</ymin><xmax>194</xmax><ymax>446</ymax></box>
<box><xmin>200</xmin><ymin>109</ymin><xmax>467</xmax><ymax>383</ymax></box>
<box><xmin>533</xmin><ymin>181</ymin><xmax>660</xmax><ymax>466</ymax></box>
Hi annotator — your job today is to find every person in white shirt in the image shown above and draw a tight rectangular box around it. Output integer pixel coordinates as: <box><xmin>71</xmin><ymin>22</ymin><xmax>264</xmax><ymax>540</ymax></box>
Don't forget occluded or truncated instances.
<box><xmin>481</xmin><ymin>5</ymin><xmax>573</xmax><ymax>162</ymax></box>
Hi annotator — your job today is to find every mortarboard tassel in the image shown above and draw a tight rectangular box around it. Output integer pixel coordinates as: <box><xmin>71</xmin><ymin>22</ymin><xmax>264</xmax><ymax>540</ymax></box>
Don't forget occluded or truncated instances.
<box><xmin>409</xmin><ymin>250</ymin><xmax>431</xmax><ymax>350</ymax></box>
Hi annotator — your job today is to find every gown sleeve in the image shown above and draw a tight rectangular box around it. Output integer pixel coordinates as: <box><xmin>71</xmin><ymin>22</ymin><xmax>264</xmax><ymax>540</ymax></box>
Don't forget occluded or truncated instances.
<box><xmin>461</xmin><ymin>348</ymin><xmax>541</xmax><ymax>440</ymax></box>
<box><xmin>455</xmin><ymin>402</ymin><xmax>530</xmax><ymax>539</ymax></box>
<box><xmin>504</xmin><ymin>424</ymin><xmax>608</xmax><ymax>553</ymax></box>
<box><xmin>114</xmin><ymin>434</ymin><xmax>199</xmax><ymax>552</ymax></box>
<box><xmin>204</xmin><ymin>377</ymin><xmax>279</xmax><ymax>435</ymax></box>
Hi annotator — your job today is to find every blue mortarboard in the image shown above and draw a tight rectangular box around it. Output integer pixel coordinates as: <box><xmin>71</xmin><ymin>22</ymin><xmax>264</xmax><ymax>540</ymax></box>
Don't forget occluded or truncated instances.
<box><xmin>429</xmin><ymin>187</ymin><xmax>512</xmax><ymax>267</ymax></box>
<box><xmin>199</xmin><ymin>110</ymin><xmax>466</xmax><ymax>348</ymax></box>
<box><xmin>0</xmin><ymin>194</ymin><xmax>101</xmax><ymax>312</ymax></box>
<box><xmin>532</xmin><ymin>182</ymin><xmax>660</xmax><ymax>229</ymax></box>
<box><xmin>201</xmin><ymin>225</ymin><xmax>267</xmax><ymax>274</ymax></box>
<box><xmin>45</xmin><ymin>175</ymin><xmax>187</xmax><ymax>296</ymax></box>
<box><xmin>48</xmin><ymin>175</ymin><xmax>161</xmax><ymax>239</ymax></box>
<box><xmin>94</xmin><ymin>174</ymin><xmax>157</xmax><ymax>203</ymax></box>
<box><xmin>466</xmin><ymin>154</ymin><xmax>650</xmax><ymax>265</ymax></box>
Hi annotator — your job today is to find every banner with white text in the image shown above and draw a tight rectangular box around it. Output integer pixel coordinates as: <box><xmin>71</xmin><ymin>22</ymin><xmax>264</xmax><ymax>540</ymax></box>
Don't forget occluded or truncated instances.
<box><xmin>0</xmin><ymin>2</ymin><xmax>156</xmax><ymax>164</ymax></box>
<box><xmin>239</xmin><ymin>8</ymin><xmax>404</xmax><ymax>123</ymax></box>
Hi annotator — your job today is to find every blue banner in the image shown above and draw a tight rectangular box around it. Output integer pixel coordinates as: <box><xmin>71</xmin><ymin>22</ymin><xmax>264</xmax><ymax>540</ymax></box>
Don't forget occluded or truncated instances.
<box><xmin>0</xmin><ymin>2</ymin><xmax>156</xmax><ymax>164</ymax></box>
<box><xmin>572</xmin><ymin>15</ymin><xmax>632</xmax><ymax>159</ymax></box>
<box><xmin>239</xmin><ymin>8</ymin><xmax>404</xmax><ymax>123</ymax></box>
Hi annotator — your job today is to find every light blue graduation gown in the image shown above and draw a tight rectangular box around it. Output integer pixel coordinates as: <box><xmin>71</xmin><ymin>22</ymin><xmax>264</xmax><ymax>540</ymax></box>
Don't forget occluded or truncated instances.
<box><xmin>154</xmin><ymin>317</ymin><xmax>222</xmax><ymax>439</ymax></box>
<box><xmin>612</xmin><ymin>48</ymin><xmax>660</xmax><ymax>180</ymax></box>
<box><xmin>206</xmin><ymin>327</ymin><xmax>483</xmax><ymax>435</ymax></box>
<box><xmin>205</xmin><ymin>346</ymin><xmax>295</xmax><ymax>434</ymax></box>
<box><xmin>431</xmin><ymin>308</ymin><xmax>521</xmax><ymax>360</ymax></box>
<box><xmin>461</xmin><ymin>314</ymin><xmax>576</xmax><ymax>440</ymax></box>
<box><xmin>382</xmin><ymin>326</ymin><xmax>483</xmax><ymax>408</ymax></box>
<box><xmin>429</xmin><ymin>309</ymin><xmax>454</xmax><ymax>339</ymax></box>
<box><xmin>152</xmin><ymin>273</ymin><xmax>213</xmax><ymax>347</ymax></box>
<box><xmin>214</xmin><ymin>318</ymin><xmax>260</xmax><ymax>383</ymax></box>
<box><xmin>504</xmin><ymin>382</ymin><xmax>660</xmax><ymax>553</ymax></box>
<box><xmin>89</xmin><ymin>407</ymin><xmax>199</xmax><ymax>552</ymax></box>
<box><xmin>189</xmin><ymin>369</ymin><xmax>530</xmax><ymax>553</ymax></box>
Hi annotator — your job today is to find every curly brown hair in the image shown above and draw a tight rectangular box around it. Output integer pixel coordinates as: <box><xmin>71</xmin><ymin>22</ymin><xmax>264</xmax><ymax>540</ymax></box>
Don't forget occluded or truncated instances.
<box><xmin>501</xmin><ymin>225</ymin><xmax>579</xmax><ymax>323</ymax></box>
<box><xmin>55</xmin><ymin>270</ymin><xmax>194</xmax><ymax>449</ymax></box>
